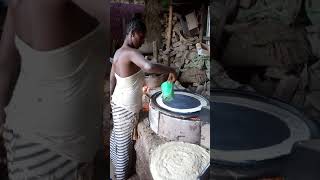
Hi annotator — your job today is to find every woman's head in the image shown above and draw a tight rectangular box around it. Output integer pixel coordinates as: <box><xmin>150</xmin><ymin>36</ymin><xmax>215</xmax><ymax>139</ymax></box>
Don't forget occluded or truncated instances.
<box><xmin>126</xmin><ymin>17</ymin><xmax>146</xmax><ymax>49</ymax></box>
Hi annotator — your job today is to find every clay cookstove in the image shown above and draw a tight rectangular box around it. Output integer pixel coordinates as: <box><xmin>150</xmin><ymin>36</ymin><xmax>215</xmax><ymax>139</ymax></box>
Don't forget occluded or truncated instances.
<box><xmin>149</xmin><ymin>90</ymin><xmax>209</xmax><ymax>144</ymax></box>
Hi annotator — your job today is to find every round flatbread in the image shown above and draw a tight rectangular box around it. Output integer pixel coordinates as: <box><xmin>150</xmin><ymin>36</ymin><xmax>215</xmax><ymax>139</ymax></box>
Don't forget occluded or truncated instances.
<box><xmin>150</xmin><ymin>142</ymin><xmax>210</xmax><ymax>180</ymax></box>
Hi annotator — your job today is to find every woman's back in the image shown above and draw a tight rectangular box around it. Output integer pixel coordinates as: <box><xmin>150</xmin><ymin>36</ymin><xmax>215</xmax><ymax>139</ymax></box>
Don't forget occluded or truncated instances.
<box><xmin>112</xmin><ymin>46</ymin><xmax>141</xmax><ymax>77</ymax></box>
<box><xmin>12</xmin><ymin>0</ymin><xmax>99</xmax><ymax>51</ymax></box>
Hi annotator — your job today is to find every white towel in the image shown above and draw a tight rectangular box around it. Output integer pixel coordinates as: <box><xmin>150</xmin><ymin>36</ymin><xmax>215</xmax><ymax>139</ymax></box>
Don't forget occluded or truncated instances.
<box><xmin>4</xmin><ymin>24</ymin><xmax>107</xmax><ymax>163</ymax></box>
<box><xmin>111</xmin><ymin>70</ymin><xmax>144</xmax><ymax>113</ymax></box>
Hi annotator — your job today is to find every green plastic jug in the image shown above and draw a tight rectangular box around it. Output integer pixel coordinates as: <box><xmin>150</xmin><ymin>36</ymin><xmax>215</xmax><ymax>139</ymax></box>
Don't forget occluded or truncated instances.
<box><xmin>161</xmin><ymin>81</ymin><xmax>174</xmax><ymax>101</ymax></box>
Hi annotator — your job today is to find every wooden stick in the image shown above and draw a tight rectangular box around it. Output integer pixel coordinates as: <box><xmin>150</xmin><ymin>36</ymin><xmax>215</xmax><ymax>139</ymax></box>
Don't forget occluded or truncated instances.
<box><xmin>153</xmin><ymin>40</ymin><xmax>158</xmax><ymax>62</ymax></box>
<box><xmin>166</xmin><ymin>1</ymin><xmax>173</xmax><ymax>52</ymax></box>
<box><xmin>199</xmin><ymin>4</ymin><xmax>206</xmax><ymax>42</ymax></box>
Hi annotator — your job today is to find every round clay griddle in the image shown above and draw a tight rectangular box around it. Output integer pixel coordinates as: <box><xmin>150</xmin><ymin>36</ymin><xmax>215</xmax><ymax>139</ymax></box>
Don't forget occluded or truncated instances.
<box><xmin>152</xmin><ymin>90</ymin><xmax>209</xmax><ymax>117</ymax></box>
<box><xmin>211</xmin><ymin>89</ymin><xmax>312</xmax><ymax>165</ymax></box>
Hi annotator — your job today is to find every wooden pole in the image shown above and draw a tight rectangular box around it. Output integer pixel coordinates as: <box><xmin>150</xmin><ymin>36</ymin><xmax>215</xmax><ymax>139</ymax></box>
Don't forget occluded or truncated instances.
<box><xmin>153</xmin><ymin>40</ymin><xmax>158</xmax><ymax>62</ymax></box>
<box><xmin>199</xmin><ymin>3</ymin><xmax>206</xmax><ymax>42</ymax></box>
<box><xmin>166</xmin><ymin>1</ymin><xmax>173</xmax><ymax>52</ymax></box>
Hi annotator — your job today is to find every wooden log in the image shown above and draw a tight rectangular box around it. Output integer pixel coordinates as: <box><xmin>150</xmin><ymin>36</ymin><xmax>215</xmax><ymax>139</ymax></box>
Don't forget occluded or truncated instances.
<box><xmin>199</xmin><ymin>4</ymin><xmax>207</xmax><ymax>42</ymax></box>
<box><xmin>152</xmin><ymin>40</ymin><xmax>158</xmax><ymax>62</ymax></box>
<box><xmin>166</xmin><ymin>1</ymin><xmax>173</xmax><ymax>52</ymax></box>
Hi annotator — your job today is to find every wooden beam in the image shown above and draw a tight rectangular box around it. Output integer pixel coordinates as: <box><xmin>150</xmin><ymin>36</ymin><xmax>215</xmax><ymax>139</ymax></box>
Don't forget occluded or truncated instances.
<box><xmin>153</xmin><ymin>40</ymin><xmax>158</xmax><ymax>62</ymax></box>
<box><xmin>199</xmin><ymin>4</ymin><xmax>207</xmax><ymax>42</ymax></box>
<box><xmin>166</xmin><ymin>1</ymin><xmax>173</xmax><ymax>51</ymax></box>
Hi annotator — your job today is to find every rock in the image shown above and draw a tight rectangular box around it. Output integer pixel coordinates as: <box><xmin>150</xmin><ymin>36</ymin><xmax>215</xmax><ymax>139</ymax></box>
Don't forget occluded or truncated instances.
<box><xmin>250</xmin><ymin>75</ymin><xmax>277</xmax><ymax>96</ymax></box>
<box><xmin>306</xmin><ymin>92</ymin><xmax>320</xmax><ymax>112</ymax></box>
<box><xmin>162</xmin><ymin>54</ymin><xmax>169</xmax><ymax>61</ymax></box>
<box><xmin>135</xmin><ymin>121</ymin><xmax>167</xmax><ymax>180</ymax></box>
<box><xmin>203</xmin><ymin>91</ymin><xmax>210</xmax><ymax>97</ymax></box>
<box><xmin>222</xmin><ymin>22</ymin><xmax>311</xmax><ymax>67</ymax></box>
<box><xmin>187</xmin><ymin>51</ymin><xmax>197</xmax><ymax>60</ymax></box>
<box><xmin>169</xmin><ymin>50</ymin><xmax>177</xmax><ymax>57</ymax></box>
<box><xmin>180</xmin><ymin>68</ymin><xmax>207</xmax><ymax>84</ymax></box>
<box><xmin>178</xmin><ymin>45</ymin><xmax>188</xmax><ymax>52</ymax></box>
<box><xmin>182</xmin><ymin>51</ymin><xmax>189</xmax><ymax>60</ymax></box>
<box><xmin>172</xmin><ymin>36</ymin><xmax>178</xmax><ymax>43</ymax></box>
<box><xmin>188</xmin><ymin>37</ymin><xmax>195</xmax><ymax>42</ymax></box>
<box><xmin>206</xmin><ymin>81</ymin><xmax>210</xmax><ymax>91</ymax></box>
<box><xmin>188</xmin><ymin>86</ymin><xmax>197</xmax><ymax>92</ymax></box>
<box><xmin>265</xmin><ymin>67</ymin><xmax>288</xmax><ymax>79</ymax></box>
<box><xmin>173</xmin><ymin>22</ymin><xmax>182</xmax><ymax>33</ymax></box>
<box><xmin>211</xmin><ymin>60</ymin><xmax>225</xmax><ymax>76</ymax></box>
<box><xmin>239</xmin><ymin>0</ymin><xmax>257</xmax><ymax>9</ymax></box>
<box><xmin>211</xmin><ymin>60</ymin><xmax>243</xmax><ymax>89</ymax></box>
<box><xmin>176</xmin><ymin>52</ymin><xmax>183</xmax><ymax>58</ymax></box>
<box><xmin>291</xmin><ymin>90</ymin><xmax>306</xmax><ymax>109</ymax></box>
<box><xmin>174</xmin><ymin>57</ymin><xmax>184</xmax><ymax>68</ymax></box>
<box><xmin>183</xmin><ymin>51</ymin><xmax>192</xmax><ymax>64</ymax></box>
<box><xmin>163</xmin><ymin>49</ymin><xmax>170</xmax><ymax>55</ymax></box>
<box><xmin>170</xmin><ymin>63</ymin><xmax>177</xmax><ymax>68</ymax></box>
<box><xmin>169</xmin><ymin>57</ymin><xmax>175</xmax><ymax>64</ymax></box>
<box><xmin>174</xmin><ymin>80</ymin><xmax>186</xmax><ymax>90</ymax></box>
<box><xmin>206</xmin><ymin>70</ymin><xmax>210</xmax><ymax>80</ymax></box>
<box><xmin>224</xmin><ymin>23</ymin><xmax>252</xmax><ymax>33</ymax></box>
<box><xmin>173</xmin><ymin>41</ymin><xmax>182</xmax><ymax>48</ymax></box>
<box><xmin>173</xmin><ymin>15</ymin><xmax>177</xmax><ymax>22</ymax></box>
<box><xmin>196</xmin><ymin>85</ymin><xmax>205</xmax><ymax>94</ymax></box>
<box><xmin>162</xmin><ymin>59</ymin><xmax>169</xmax><ymax>65</ymax></box>
<box><xmin>299</xmin><ymin>64</ymin><xmax>309</xmax><ymax>90</ymax></box>
<box><xmin>193</xmin><ymin>83</ymin><xmax>200</xmax><ymax>87</ymax></box>
<box><xmin>304</xmin><ymin>91</ymin><xmax>320</xmax><ymax>124</ymax></box>
<box><xmin>273</xmin><ymin>75</ymin><xmax>300</xmax><ymax>102</ymax></box>
<box><xmin>306</xmin><ymin>25</ymin><xmax>320</xmax><ymax>58</ymax></box>
<box><xmin>310</xmin><ymin>61</ymin><xmax>320</xmax><ymax>91</ymax></box>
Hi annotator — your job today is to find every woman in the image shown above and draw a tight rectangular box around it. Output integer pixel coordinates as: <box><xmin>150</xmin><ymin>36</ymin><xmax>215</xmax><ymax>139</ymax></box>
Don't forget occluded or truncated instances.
<box><xmin>110</xmin><ymin>17</ymin><xmax>177</xmax><ymax>180</ymax></box>
<box><xmin>0</xmin><ymin>0</ymin><xmax>109</xmax><ymax>179</ymax></box>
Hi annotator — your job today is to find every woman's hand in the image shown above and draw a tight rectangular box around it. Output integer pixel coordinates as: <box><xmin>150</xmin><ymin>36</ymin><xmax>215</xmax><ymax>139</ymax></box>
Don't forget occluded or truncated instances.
<box><xmin>142</xmin><ymin>86</ymin><xmax>150</xmax><ymax>94</ymax></box>
<box><xmin>167</xmin><ymin>70</ymin><xmax>177</xmax><ymax>83</ymax></box>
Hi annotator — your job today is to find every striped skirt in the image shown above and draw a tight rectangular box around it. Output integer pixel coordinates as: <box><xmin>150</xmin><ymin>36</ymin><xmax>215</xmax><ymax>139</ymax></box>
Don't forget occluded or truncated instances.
<box><xmin>110</xmin><ymin>101</ymin><xmax>138</xmax><ymax>180</ymax></box>
<box><xmin>2</xmin><ymin>128</ymin><xmax>93</xmax><ymax>180</ymax></box>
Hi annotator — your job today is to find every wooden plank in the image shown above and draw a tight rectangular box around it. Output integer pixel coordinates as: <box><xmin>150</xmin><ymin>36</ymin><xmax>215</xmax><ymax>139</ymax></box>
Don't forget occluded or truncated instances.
<box><xmin>166</xmin><ymin>2</ymin><xmax>173</xmax><ymax>52</ymax></box>
<box><xmin>176</xmin><ymin>13</ymin><xmax>191</xmax><ymax>37</ymax></box>
<box><xmin>153</xmin><ymin>40</ymin><xmax>158</xmax><ymax>62</ymax></box>
<box><xmin>185</xmin><ymin>11</ymin><xmax>198</xmax><ymax>31</ymax></box>
<box><xmin>199</xmin><ymin>4</ymin><xmax>207</xmax><ymax>42</ymax></box>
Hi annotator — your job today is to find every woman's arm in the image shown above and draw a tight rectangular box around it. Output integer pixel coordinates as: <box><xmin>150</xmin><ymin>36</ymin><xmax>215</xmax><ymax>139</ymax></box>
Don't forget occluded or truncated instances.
<box><xmin>109</xmin><ymin>64</ymin><xmax>116</xmax><ymax>96</ymax></box>
<box><xmin>129</xmin><ymin>50</ymin><xmax>177</xmax><ymax>82</ymax></box>
<box><xmin>71</xmin><ymin>0</ymin><xmax>111</xmax><ymax>60</ymax></box>
<box><xmin>0</xmin><ymin>5</ymin><xmax>21</xmax><ymax>123</ymax></box>
<box><xmin>71</xmin><ymin>0</ymin><xmax>109</xmax><ymax>29</ymax></box>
